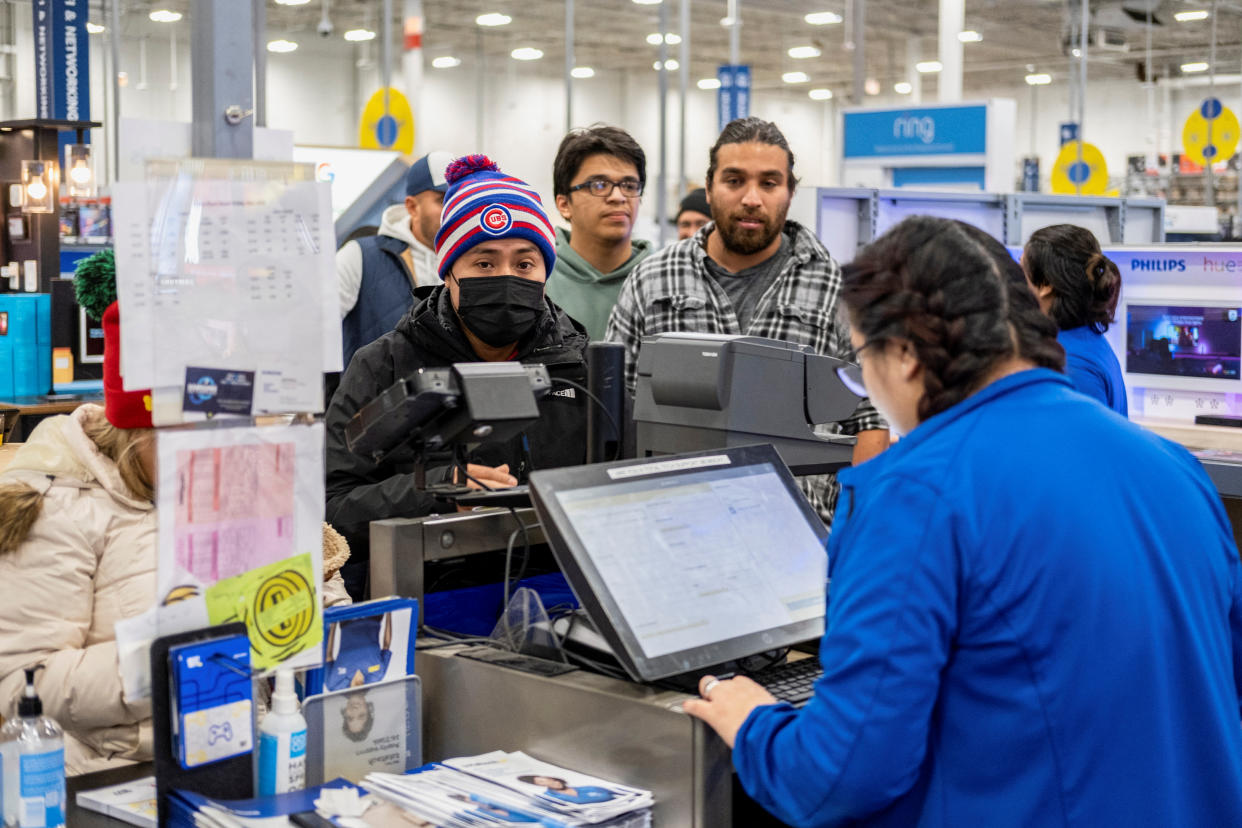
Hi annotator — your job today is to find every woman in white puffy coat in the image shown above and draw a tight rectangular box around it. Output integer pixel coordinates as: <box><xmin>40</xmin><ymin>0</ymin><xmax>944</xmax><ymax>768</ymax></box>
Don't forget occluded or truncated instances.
<box><xmin>0</xmin><ymin>404</ymin><xmax>351</xmax><ymax>775</ymax></box>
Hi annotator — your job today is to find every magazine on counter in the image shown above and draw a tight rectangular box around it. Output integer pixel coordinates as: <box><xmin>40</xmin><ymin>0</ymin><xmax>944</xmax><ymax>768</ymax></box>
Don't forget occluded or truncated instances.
<box><xmin>303</xmin><ymin>597</ymin><xmax>418</xmax><ymax>696</ymax></box>
<box><xmin>74</xmin><ymin>776</ymin><xmax>157</xmax><ymax>828</ymax></box>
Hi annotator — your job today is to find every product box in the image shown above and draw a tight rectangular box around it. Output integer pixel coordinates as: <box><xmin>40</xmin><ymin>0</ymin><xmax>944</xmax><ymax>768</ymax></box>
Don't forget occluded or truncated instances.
<box><xmin>78</xmin><ymin>198</ymin><xmax>111</xmax><ymax>242</ymax></box>
<box><xmin>0</xmin><ymin>293</ymin><xmax>52</xmax><ymax>397</ymax></box>
<box><xmin>59</xmin><ymin>197</ymin><xmax>79</xmax><ymax>240</ymax></box>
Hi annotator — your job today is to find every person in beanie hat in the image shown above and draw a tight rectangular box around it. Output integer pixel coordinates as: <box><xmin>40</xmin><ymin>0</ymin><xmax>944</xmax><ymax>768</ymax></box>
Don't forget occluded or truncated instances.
<box><xmin>675</xmin><ymin>187</ymin><xmax>711</xmax><ymax>241</ymax></box>
<box><xmin>325</xmin><ymin>154</ymin><xmax>590</xmax><ymax>600</ymax></box>
<box><xmin>0</xmin><ymin>246</ymin><xmax>157</xmax><ymax>774</ymax></box>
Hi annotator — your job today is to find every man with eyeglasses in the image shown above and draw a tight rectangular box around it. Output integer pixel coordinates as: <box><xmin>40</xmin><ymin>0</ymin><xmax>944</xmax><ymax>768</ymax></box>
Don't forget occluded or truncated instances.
<box><xmin>546</xmin><ymin>126</ymin><xmax>653</xmax><ymax>340</ymax></box>
<box><xmin>606</xmin><ymin>117</ymin><xmax>888</xmax><ymax>524</ymax></box>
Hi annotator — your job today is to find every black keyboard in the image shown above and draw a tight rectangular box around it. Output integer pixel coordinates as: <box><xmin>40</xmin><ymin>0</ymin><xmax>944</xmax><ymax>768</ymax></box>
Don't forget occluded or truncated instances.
<box><xmin>755</xmin><ymin>658</ymin><xmax>823</xmax><ymax>708</ymax></box>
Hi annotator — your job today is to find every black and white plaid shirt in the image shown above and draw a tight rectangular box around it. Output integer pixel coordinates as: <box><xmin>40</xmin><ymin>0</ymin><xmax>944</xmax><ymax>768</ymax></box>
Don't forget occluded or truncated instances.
<box><xmin>605</xmin><ymin>219</ymin><xmax>886</xmax><ymax>523</ymax></box>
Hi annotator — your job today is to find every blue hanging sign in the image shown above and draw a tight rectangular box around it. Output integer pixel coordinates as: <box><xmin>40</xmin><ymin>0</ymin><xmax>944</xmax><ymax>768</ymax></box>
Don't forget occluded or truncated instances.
<box><xmin>842</xmin><ymin>105</ymin><xmax>988</xmax><ymax>159</ymax></box>
<box><xmin>717</xmin><ymin>64</ymin><xmax>751</xmax><ymax>132</ymax></box>
<box><xmin>1059</xmin><ymin>122</ymin><xmax>1079</xmax><ymax>146</ymax></box>
<box><xmin>32</xmin><ymin>0</ymin><xmax>90</xmax><ymax>124</ymax></box>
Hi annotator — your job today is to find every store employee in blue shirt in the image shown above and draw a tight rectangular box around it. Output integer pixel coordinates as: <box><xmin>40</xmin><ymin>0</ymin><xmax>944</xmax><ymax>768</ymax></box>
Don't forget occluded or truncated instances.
<box><xmin>685</xmin><ymin>217</ymin><xmax>1242</xmax><ymax>828</ymax></box>
<box><xmin>1022</xmin><ymin>223</ymin><xmax>1128</xmax><ymax>415</ymax></box>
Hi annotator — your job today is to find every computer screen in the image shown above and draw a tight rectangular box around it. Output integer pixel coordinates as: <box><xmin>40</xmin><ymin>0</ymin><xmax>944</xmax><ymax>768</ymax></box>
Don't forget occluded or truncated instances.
<box><xmin>530</xmin><ymin>445</ymin><xmax>828</xmax><ymax>681</ymax></box>
<box><xmin>1126</xmin><ymin>304</ymin><xmax>1242</xmax><ymax>381</ymax></box>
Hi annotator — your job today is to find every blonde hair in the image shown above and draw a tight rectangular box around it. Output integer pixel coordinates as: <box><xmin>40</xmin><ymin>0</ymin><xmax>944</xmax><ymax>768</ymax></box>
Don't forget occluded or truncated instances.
<box><xmin>79</xmin><ymin>416</ymin><xmax>155</xmax><ymax>503</ymax></box>
<box><xmin>0</xmin><ymin>416</ymin><xmax>154</xmax><ymax>556</ymax></box>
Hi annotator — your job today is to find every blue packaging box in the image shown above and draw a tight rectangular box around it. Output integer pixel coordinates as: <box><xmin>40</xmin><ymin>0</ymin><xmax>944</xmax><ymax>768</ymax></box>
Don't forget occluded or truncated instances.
<box><xmin>0</xmin><ymin>294</ymin><xmax>52</xmax><ymax>398</ymax></box>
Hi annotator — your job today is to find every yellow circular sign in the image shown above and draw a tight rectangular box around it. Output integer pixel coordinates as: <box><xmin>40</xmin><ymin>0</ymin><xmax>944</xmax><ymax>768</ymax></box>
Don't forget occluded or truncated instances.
<box><xmin>359</xmin><ymin>87</ymin><xmax>415</xmax><ymax>153</ymax></box>
<box><xmin>248</xmin><ymin>566</ymin><xmax>316</xmax><ymax>658</ymax></box>
<box><xmin>1051</xmin><ymin>140</ymin><xmax>1109</xmax><ymax>195</ymax></box>
<box><xmin>1182</xmin><ymin>98</ymin><xmax>1240</xmax><ymax>167</ymax></box>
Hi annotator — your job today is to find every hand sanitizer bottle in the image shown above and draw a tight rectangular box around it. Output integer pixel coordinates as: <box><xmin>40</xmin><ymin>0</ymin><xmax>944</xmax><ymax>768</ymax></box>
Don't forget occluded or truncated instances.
<box><xmin>0</xmin><ymin>668</ymin><xmax>64</xmax><ymax>828</ymax></box>
<box><xmin>257</xmin><ymin>668</ymin><xmax>307</xmax><ymax>796</ymax></box>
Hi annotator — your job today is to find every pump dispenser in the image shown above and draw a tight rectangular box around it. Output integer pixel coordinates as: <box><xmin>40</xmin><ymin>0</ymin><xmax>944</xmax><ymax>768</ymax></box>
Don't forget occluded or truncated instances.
<box><xmin>0</xmin><ymin>668</ymin><xmax>64</xmax><ymax>828</ymax></box>
<box><xmin>257</xmin><ymin>668</ymin><xmax>307</xmax><ymax>796</ymax></box>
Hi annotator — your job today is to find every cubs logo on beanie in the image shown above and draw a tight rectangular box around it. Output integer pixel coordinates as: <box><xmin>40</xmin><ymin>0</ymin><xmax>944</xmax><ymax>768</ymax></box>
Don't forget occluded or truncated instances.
<box><xmin>433</xmin><ymin>154</ymin><xmax>557</xmax><ymax>280</ymax></box>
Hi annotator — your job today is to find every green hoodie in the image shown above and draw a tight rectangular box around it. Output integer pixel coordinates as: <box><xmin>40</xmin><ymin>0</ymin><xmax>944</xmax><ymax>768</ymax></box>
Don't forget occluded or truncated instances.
<box><xmin>546</xmin><ymin>227</ymin><xmax>653</xmax><ymax>340</ymax></box>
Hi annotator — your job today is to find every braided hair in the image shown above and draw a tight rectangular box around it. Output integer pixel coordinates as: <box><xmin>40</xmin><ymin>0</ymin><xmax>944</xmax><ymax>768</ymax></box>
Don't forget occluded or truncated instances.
<box><xmin>842</xmin><ymin>217</ymin><xmax>1065</xmax><ymax>422</ymax></box>
<box><xmin>1023</xmin><ymin>224</ymin><xmax>1121</xmax><ymax>333</ymax></box>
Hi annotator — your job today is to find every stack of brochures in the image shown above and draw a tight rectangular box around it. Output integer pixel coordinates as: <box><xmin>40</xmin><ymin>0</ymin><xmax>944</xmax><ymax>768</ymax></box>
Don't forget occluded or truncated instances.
<box><xmin>362</xmin><ymin>750</ymin><xmax>654</xmax><ymax>827</ymax></box>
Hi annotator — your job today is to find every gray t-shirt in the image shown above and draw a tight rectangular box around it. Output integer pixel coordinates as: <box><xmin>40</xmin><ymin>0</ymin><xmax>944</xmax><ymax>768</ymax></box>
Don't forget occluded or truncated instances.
<box><xmin>703</xmin><ymin>232</ymin><xmax>792</xmax><ymax>331</ymax></box>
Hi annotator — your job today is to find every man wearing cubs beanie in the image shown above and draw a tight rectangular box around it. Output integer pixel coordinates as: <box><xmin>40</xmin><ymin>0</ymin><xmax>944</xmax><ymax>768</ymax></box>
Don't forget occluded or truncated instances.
<box><xmin>324</xmin><ymin>155</ymin><xmax>590</xmax><ymax>599</ymax></box>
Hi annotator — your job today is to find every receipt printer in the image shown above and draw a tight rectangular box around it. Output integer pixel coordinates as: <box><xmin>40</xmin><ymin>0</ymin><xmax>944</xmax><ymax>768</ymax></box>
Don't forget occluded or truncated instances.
<box><xmin>0</xmin><ymin>293</ymin><xmax>51</xmax><ymax>398</ymax></box>
<box><xmin>634</xmin><ymin>333</ymin><xmax>862</xmax><ymax>474</ymax></box>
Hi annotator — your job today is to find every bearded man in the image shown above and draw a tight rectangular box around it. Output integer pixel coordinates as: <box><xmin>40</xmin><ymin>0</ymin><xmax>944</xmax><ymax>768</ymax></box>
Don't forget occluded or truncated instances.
<box><xmin>605</xmin><ymin>117</ymin><xmax>889</xmax><ymax>524</ymax></box>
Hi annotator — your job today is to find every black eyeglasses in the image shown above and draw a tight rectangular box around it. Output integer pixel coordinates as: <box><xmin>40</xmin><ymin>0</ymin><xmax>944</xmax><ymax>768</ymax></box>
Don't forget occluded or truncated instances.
<box><xmin>568</xmin><ymin>177</ymin><xmax>644</xmax><ymax>198</ymax></box>
<box><xmin>835</xmin><ymin>339</ymin><xmax>883</xmax><ymax>398</ymax></box>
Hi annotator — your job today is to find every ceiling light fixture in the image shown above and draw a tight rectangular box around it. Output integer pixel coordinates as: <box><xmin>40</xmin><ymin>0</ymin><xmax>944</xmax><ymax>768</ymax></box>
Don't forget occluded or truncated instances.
<box><xmin>916</xmin><ymin>60</ymin><xmax>943</xmax><ymax>73</ymax></box>
<box><xmin>788</xmin><ymin>45</ymin><xmax>822</xmax><ymax>59</ymax></box>
<box><xmin>632</xmin><ymin>0</ymin><xmax>662</xmax><ymax>4</ymax></box>
<box><xmin>894</xmin><ymin>81</ymin><xmax>913</xmax><ymax>94</ymax></box>
<box><xmin>511</xmin><ymin>47</ymin><xmax>544</xmax><ymax>60</ymax></box>
<box><xmin>958</xmin><ymin>30</ymin><xmax>982</xmax><ymax>42</ymax></box>
<box><xmin>698</xmin><ymin>77</ymin><xmax>721</xmax><ymax>89</ymax></box>
<box><xmin>653</xmin><ymin>59</ymin><xmax>680</xmax><ymax>71</ymax></box>
<box><xmin>1182</xmin><ymin>61</ymin><xmax>1210</xmax><ymax>73</ymax></box>
<box><xmin>266</xmin><ymin>39</ymin><xmax>298</xmax><ymax>53</ymax></box>
<box><xmin>274</xmin><ymin>0</ymin><xmax>311</xmax><ymax>5</ymax></box>
<box><xmin>808</xmin><ymin>87</ymin><xmax>833</xmax><ymax>100</ymax></box>
<box><xmin>805</xmin><ymin>11</ymin><xmax>842</xmax><ymax>25</ymax></box>
<box><xmin>1025</xmin><ymin>72</ymin><xmax>1052</xmax><ymax>85</ymax></box>
<box><xmin>476</xmin><ymin>13</ymin><xmax>512</xmax><ymax>27</ymax></box>
<box><xmin>782</xmin><ymin>71</ymin><xmax>810</xmax><ymax>84</ymax></box>
<box><xmin>646</xmin><ymin>32</ymin><xmax>681</xmax><ymax>45</ymax></box>
<box><xmin>86</xmin><ymin>22</ymin><xmax>105</xmax><ymax>34</ymax></box>
<box><xmin>148</xmin><ymin>9</ymin><xmax>182</xmax><ymax>23</ymax></box>
<box><xmin>1175</xmin><ymin>10</ymin><xmax>1210</xmax><ymax>22</ymax></box>
<box><xmin>571</xmin><ymin>66</ymin><xmax>595</xmax><ymax>78</ymax></box>
<box><xmin>431</xmin><ymin>56</ymin><xmax>461</xmax><ymax>68</ymax></box>
<box><xmin>344</xmin><ymin>29</ymin><xmax>376</xmax><ymax>42</ymax></box>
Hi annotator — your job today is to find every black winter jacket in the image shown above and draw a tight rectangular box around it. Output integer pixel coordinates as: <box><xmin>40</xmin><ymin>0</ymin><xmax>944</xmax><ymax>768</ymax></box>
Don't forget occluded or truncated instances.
<box><xmin>325</xmin><ymin>285</ymin><xmax>590</xmax><ymax>573</ymax></box>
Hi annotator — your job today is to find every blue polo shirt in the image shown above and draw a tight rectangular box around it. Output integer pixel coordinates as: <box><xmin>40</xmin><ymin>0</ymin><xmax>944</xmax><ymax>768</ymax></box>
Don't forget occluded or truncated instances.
<box><xmin>733</xmin><ymin>369</ymin><xmax>1242</xmax><ymax>827</ymax></box>
<box><xmin>1058</xmin><ymin>325</ymin><xmax>1128</xmax><ymax>416</ymax></box>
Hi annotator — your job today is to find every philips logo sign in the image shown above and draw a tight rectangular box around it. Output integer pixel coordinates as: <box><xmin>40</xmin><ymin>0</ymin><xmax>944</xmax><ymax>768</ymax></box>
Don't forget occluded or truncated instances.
<box><xmin>893</xmin><ymin>115</ymin><xmax>936</xmax><ymax>144</ymax></box>
<box><xmin>1130</xmin><ymin>259</ymin><xmax>1186</xmax><ymax>272</ymax></box>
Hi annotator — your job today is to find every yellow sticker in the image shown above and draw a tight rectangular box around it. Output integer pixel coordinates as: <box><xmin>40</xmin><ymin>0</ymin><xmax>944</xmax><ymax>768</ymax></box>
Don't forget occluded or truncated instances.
<box><xmin>1183</xmin><ymin>99</ymin><xmax>1241</xmax><ymax>168</ymax></box>
<box><xmin>1051</xmin><ymin>141</ymin><xmax>1109</xmax><ymax>195</ymax></box>
<box><xmin>205</xmin><ymin>553</ymin><xmax>322</xmax><ymax>670</ymax></box>
<box><xmin>359</xmin><ymin>87</ymin><xmax>415</xmax><ymax>153</ymax></box>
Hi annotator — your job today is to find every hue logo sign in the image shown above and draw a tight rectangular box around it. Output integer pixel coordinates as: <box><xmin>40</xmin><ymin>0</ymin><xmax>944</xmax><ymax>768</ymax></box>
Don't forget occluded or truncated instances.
<box><xmin>893</xmin><ymin>115</ymin><xmax>936</xmax><ymax>144</ymax></box>
<box><xmin>480</xmin><ymin>205</ymin><xmax>513</xmax><ymax>236</ymax></box>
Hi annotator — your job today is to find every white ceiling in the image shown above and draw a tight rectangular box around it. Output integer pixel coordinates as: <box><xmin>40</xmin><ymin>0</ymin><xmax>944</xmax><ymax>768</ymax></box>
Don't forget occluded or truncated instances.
<box><xmin>112</xmin><ymin>0</ymin><xmax>1239</xmax><ymax>95</ymax></box>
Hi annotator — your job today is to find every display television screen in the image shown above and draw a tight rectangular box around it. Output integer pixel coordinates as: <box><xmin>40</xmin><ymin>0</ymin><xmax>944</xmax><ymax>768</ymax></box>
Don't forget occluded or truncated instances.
<box><xmin>1126</xmin><ymin>304</ymin><xmax>1242</xmax><ymax>380</ymax></box>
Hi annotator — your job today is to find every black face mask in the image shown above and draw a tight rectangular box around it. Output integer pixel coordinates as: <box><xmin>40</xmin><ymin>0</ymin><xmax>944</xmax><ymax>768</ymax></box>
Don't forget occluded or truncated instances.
<box><xmin>453</xmin><ymin>275</ymin><xmax>546</xmax><ymax>348</ymax></box>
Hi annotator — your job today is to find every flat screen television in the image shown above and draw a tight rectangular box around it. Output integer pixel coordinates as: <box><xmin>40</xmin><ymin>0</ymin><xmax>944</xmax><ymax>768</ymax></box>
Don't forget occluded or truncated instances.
<box><xmin>1125</xmin><ymin>304</ymin><xmax>1242</xmax><ymax>382</ymax></box>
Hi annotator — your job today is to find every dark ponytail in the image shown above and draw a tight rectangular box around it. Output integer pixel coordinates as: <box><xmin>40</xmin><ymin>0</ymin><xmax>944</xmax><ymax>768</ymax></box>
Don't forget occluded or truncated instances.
<box><xmin>1024</xmin><ymin>224</ymin><xmax>1121</xmax><ymax>333</ymax></box>
<box><xmin>842</xmin><ymin>217</ymin><xmax>1064</xmax><ymax>423</ymax></box>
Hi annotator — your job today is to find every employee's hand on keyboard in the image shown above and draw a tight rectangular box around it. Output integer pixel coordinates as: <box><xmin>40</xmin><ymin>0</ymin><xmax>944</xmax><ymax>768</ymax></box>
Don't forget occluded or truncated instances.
<box><xmin>683</xmin><ymin>674</ymin><xmax>777</xmax><ymax>749</ymax></box>
<box><xmin>457</xmin><ymin>463</ymin><xmax>518</xmax><ymax>490</ymax></box>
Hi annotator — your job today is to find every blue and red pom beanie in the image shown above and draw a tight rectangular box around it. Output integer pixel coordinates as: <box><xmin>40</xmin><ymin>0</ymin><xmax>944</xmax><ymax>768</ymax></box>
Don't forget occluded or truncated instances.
<box><xmin>434</xmin><ymin>154</ymin><xmax>557</xmax><ymax>280</ymax></box>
